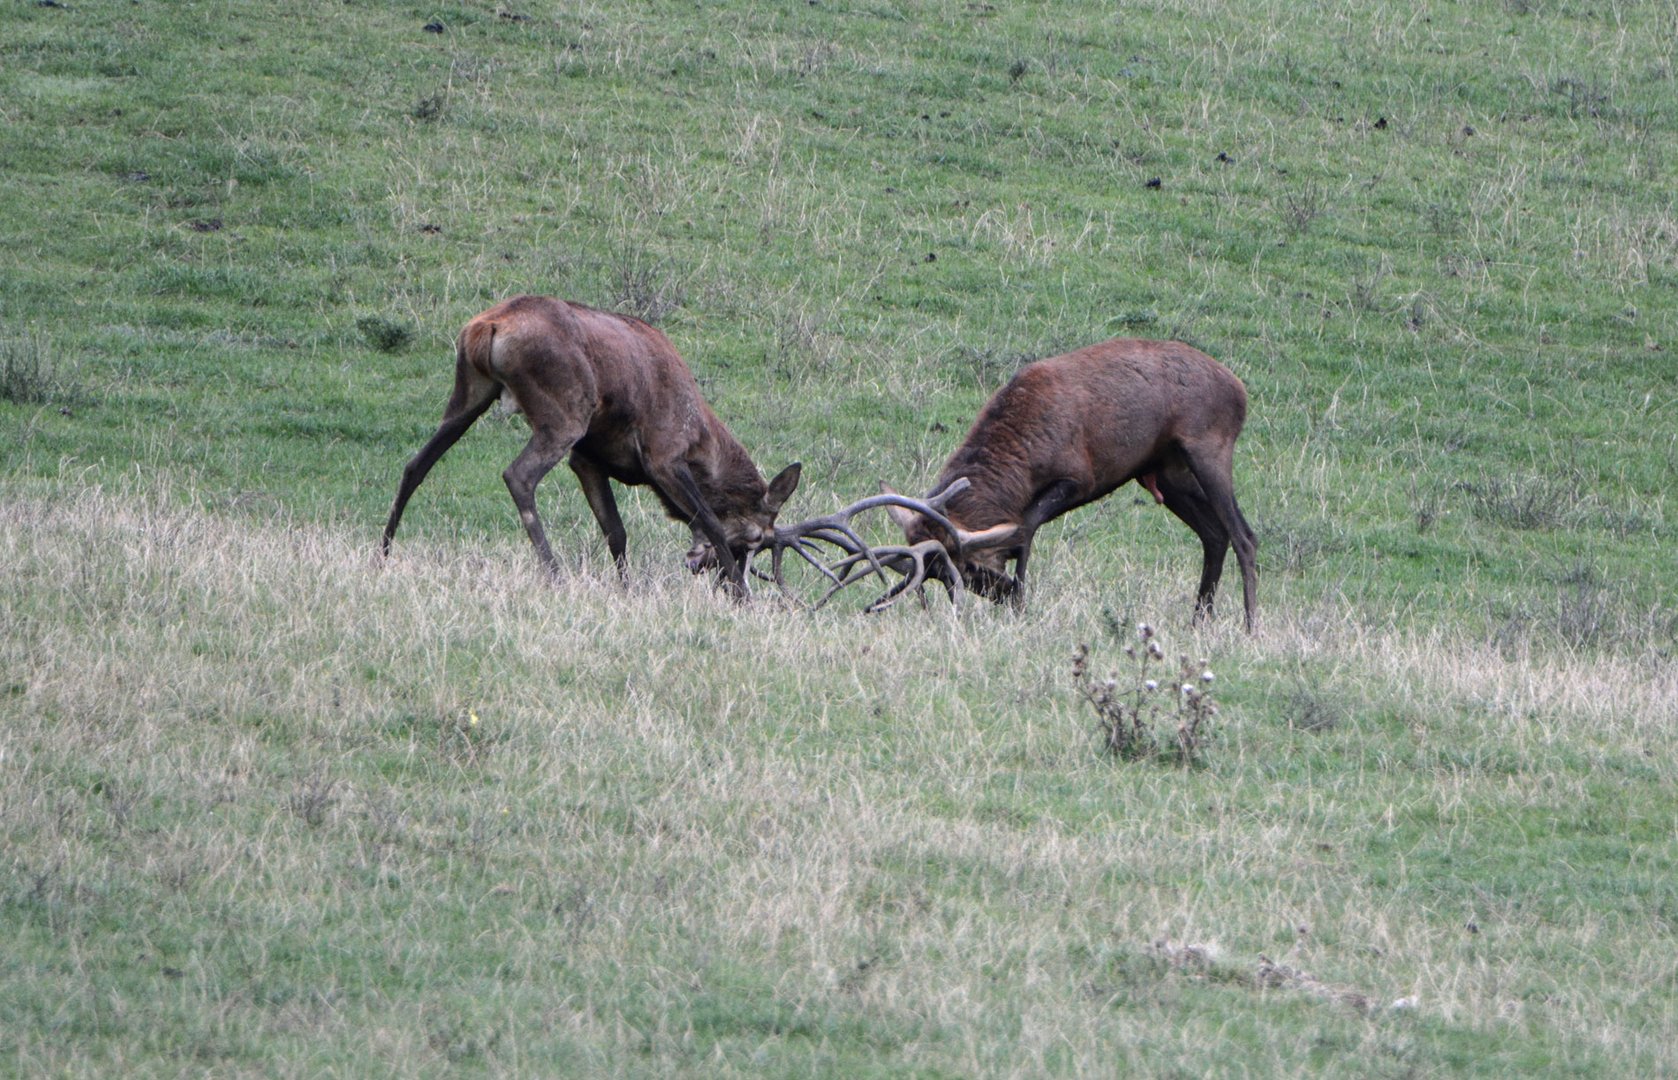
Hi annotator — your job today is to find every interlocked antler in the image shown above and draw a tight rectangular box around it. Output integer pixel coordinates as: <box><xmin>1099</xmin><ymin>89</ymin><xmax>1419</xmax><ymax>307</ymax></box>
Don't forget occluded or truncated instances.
<box><xmin>760</xmin><ymin>479</ymin><xmax>973</xmax><ymax>611</ymax></box>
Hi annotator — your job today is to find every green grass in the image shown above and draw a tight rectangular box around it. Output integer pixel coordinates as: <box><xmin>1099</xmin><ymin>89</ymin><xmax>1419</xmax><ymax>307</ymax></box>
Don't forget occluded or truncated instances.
<box><xmin>3</xmin><ymin>0</ymin><xmax>1676</xmax><ymax>1074</ymax></box>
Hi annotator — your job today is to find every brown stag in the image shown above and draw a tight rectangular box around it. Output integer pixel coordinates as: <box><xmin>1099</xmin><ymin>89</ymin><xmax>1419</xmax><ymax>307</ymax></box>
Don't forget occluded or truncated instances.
<box><xmin>381</xmin><ymin>295</ymin><xmax>801</xmax><ymax>596</ymax></box>
<box><xmin>781</xmin><ymin>338</ymin><xmax>1257</xmax><ymax>629</ymax></box>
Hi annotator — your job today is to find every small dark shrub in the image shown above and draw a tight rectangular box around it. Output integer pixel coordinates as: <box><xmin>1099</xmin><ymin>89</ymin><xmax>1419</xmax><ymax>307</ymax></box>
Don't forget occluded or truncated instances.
<box><xmin>1282</xmin><ymin>678</ymin><xmax>1345</xmax><ymax>733</ymax></box>
<box><xmin>1283</xmin><ymin>181</ymin><xmax>1326</xmax><ymax>236</ymax></box>
<box><xmin>357</xmin><ymin>315</ymin><xmax>413</xmax><ymax>353</ymax></box>
<box><xmin>287</xmin><ymin>773</ymin><xmax>338</xmax><ymax>828</ymax></box>
<box><xmin>1</xmin><ymin>330</ymin><xmax>75</xmax><ymax>404</ymax></box>
<box><xmin>1455</xmin><ymin>473</ymin><xmax>1569</xmax><ymax>530</ymax></box>
<box><xmin>413</xmin><ymin>93</ymin><xmax>446</xmax><ymax>122</ymax></box>
<box><xmin>1485</xmin><ymin>560</ymin><xmax>1670</xmax><ymax>655</ymax></box>
<box><xmin>610</xmin><ymin>252</ymin><xmax>687</xmax><ymax>325</ymax></box>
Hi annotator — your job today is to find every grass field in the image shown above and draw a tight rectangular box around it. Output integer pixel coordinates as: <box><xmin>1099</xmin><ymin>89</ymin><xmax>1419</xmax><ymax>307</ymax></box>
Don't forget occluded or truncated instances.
<box><xmin>3</xmin><ymin>0</ymin><xmax>1676</xmax><ymax>1075</ymax></box>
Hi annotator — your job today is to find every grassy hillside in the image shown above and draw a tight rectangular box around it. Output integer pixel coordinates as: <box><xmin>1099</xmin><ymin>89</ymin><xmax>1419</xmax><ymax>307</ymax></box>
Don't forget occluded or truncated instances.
<box><xmin>3</xmin><ymin>1</ymin><xmax>1676</xmax><ymax>1075</ymax></box>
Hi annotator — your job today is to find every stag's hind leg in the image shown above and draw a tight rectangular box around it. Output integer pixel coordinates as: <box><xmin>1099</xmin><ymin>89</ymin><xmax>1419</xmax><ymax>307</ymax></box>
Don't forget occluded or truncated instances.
<box><xmin>1176</xmin><ymin>442</ymin><xmax>1258</xmax><ymax>632</ymax></box>
<box><xmin>1153</xmin><ymin>465</ymin><xmax>1231</xmax><ymax>625</ymax></box>
<box><xmin>382</xmin><ymin>371</ymin><xmax>502</xmax><ymax>556</ymax></box>
<box><xmin>499</xmin><ymin>373</ymin><xmax>595</xmax><ymax>577</ymax></box>
<box><xmin>503</xmin><ymin>434</ymin><xmax>579</xmax><ymax>575</ymax></box>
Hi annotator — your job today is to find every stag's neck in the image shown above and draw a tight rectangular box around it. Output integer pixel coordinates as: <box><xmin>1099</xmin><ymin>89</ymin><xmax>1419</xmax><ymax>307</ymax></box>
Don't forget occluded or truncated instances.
<box><xmin>932</xmin><ymin>443</ymin><xmax>1034</xmax><ymax>529</ymax></box>
<box><xmin>694</xmin><ymin>424</ymin><xmax>767</xmax><ymax>513</ymax></box>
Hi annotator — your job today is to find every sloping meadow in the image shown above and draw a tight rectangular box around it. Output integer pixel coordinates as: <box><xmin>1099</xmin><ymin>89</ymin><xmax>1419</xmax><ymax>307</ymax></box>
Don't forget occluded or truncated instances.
<box><xmin>4</xmin><ymin>0</ymin><xmax>1678</xmax><ymax>1073</ymax></box>
<box><xmin>4</xmin><ymin>477</ymin><xmax>1674</xmax><ymax>1074</ymax></box>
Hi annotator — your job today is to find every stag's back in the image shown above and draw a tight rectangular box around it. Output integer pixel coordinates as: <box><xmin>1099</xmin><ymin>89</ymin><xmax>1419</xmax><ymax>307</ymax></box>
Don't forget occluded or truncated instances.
<box><xmin>939</xmin><ymin>338</ymin><xmax>1247</xmax><ymax>517</ymax></box>
<box><xmin>467</xmin><ymin>297</ymin><xmax>696</xmax><ymax>408</ymax></box>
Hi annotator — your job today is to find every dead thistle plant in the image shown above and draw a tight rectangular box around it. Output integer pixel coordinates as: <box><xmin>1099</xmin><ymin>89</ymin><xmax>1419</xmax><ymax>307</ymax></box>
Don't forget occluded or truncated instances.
<box><xmin>1073</xmin><ymin>623</ymin><xmax>1219</xmax><ymax>765</ymax></box>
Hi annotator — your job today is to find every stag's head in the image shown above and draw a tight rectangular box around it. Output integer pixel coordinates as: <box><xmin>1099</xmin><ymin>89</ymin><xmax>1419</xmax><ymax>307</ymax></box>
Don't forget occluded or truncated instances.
<box><xmin>880</xmin><ymin>484</ymin><xmax>1020</xmax><ymax>602</ymax></box>
<box><xmin>684</xmin><ymin>463</ymin><xmax>803</xmax><ymax>576</ymax></box>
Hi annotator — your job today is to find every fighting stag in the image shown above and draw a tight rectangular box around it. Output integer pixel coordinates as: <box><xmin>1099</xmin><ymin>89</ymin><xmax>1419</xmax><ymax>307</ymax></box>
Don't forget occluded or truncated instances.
<box><xmin>381</xmin><ymin>295</ymin><xmax>801</xmax><ymax>596</ymax></box>
<box><xmin>779</xmin><ymin>338</ymin><xmax>1259</xmax><ymax>629</ymax></box>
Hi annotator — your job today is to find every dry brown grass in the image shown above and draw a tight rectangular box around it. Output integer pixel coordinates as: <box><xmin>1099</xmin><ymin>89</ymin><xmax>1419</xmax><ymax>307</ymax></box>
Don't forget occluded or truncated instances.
<box><xmin>4</xmin><ymin>474</ymin><xmax>1676</xmax><ymax>1074</ymax></box>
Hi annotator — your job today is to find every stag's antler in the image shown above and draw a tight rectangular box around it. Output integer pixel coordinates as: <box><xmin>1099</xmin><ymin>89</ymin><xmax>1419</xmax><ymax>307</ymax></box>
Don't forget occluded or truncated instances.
<box><xmin>812</xmin><ymin>536</ymin><xmax>965</xmax><ymax>612</ymax></box>
<box><xmin>761</xmin><ymin>478</ymin><xmax>975</xmax><ymax>610</ymax></box>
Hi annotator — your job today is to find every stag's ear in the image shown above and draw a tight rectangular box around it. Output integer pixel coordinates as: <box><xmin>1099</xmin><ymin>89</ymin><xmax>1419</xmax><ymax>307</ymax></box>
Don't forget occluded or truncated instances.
<box><xmin>763</xmin><ymin>462</ymin><xmax>802</xmax><ymax>515</ymax></box>
<box><xmin>879</xmin><ymin>483</ymin><xmax>922</xmax><ymax>536</ymax></box>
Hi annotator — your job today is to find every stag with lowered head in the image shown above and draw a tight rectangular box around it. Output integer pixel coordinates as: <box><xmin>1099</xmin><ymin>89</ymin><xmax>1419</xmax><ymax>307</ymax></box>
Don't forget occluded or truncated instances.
<box><xmin>381</xmin><ymin>295</ymin><xmax>801</xmax><ymax>596</ymax></box>
<box><xmin>779</xmin><ymin>338</ymin><xmax>1257</xmax><ymax>629</ymax></box>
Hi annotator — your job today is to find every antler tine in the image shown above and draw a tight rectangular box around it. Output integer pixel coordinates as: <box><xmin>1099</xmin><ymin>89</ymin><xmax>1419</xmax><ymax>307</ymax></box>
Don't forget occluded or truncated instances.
<box><xmin>811</xmin><ymin>539</ymin><xmax>963</xmax><ymax>613</ymax></box>
<box><xmin>760</xmin><ymin>477</ymin><xmax>975</xmax><ymax>610</ymax></box>
<box><xmin>861</xmin><ymin>540</ymin><xmax>962</xmax><ymax>613</ymax></box>
<box><xmin>833</xmin><ymin>477</ymin><xmax>971</xmax><ymax>541</ymax></box>
<box><xmin>771</xmin><ymin>478</ymin><xmax>970</xmax><ymax>548</ymax></box>
<box><xmin>807</xmin><ymin>547</ymin><xmax>913</xmax><ymax>610</ymax></box>
<box><xmin>771</xmin><ymin>532</ymin><xmax>854</xmax><ymax>589</ymax></box>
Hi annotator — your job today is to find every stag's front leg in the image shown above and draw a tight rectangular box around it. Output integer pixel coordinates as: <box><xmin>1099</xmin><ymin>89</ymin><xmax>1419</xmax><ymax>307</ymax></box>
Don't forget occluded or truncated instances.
<box><xmin>1005</xmin><ymin>479</ymin><xmax>1083</xmax><ymax>606</ymax></box>
<box><xmin>662</xmin><ymin>464</ymin><xmax>748</xmax><ymax>600</ymax></box>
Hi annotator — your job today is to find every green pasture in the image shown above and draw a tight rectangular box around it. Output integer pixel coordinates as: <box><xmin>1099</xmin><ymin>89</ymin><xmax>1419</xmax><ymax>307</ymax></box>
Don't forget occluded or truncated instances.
<box><xmin>3</xmin><ymin>1</ymin><xmax>1675</xmax><ymax>1075</ymax></box>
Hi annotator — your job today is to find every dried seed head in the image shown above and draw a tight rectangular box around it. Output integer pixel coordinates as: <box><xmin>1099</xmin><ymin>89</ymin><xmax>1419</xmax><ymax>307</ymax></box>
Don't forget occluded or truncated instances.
<box><xmin>1147</xmin><ymin>641</ymin><xmax>1164</xmax><ymax>659</ymax></box>
<box><xmin>1144</xmin><ymin>679</ymin><xmax>1158</xmax><ymax>692</ymax></box>
<box><xmin>1201</xmin><ymin>670</ymin><xmax>1215</xmax><ymax>683</ymax></box>
<box><xmin>1138</xmin><ymin>622</ymin><xmax>1154</xmax><ymax>640</ymax></box>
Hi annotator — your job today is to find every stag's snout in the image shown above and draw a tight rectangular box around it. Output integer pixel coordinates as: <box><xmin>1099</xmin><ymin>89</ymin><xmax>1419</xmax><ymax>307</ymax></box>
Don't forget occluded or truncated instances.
<box><xmin>961</xmin><ymin>563</ymin><xmax>1019</xmax><ymax>605</ymax></box>
<box><xmin>684</xmin><ymin>525</ymin><xmax>769</xmax><ymax>577</ymax></box>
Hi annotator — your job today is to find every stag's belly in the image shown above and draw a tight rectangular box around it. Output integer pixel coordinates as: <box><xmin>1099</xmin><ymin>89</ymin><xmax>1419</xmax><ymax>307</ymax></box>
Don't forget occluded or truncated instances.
<box><xmin>571</xmin><ymin>433</ymin><xmax>651</xmax><ymax>487</ymax></box>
